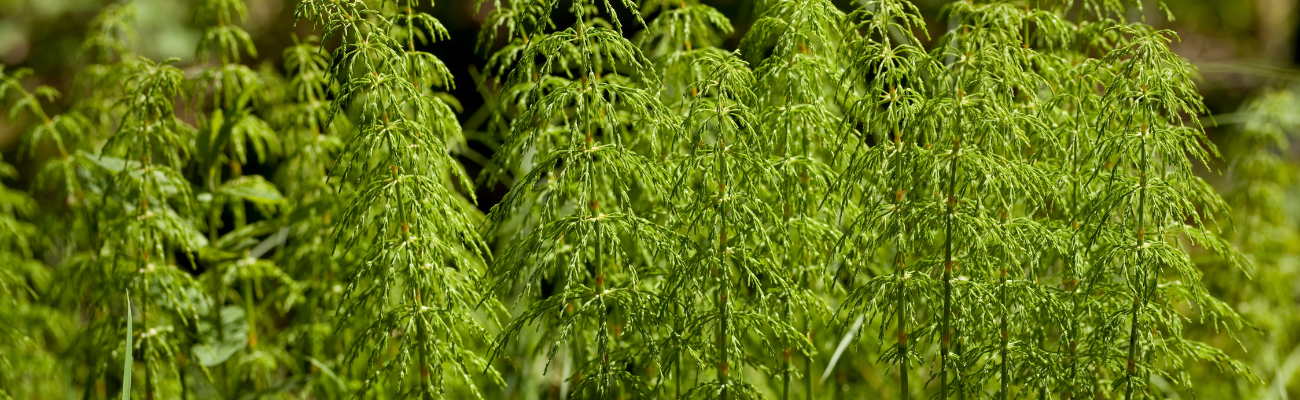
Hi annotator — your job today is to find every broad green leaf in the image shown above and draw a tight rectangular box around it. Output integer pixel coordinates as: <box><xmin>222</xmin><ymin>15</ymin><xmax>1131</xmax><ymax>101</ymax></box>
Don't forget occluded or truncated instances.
<box><xmin>191</xmin><ymin>306</ymin><xmax>249</xmax><ymax>367</ymax></box>
<box><xmin>217</xmin><ymin>175</ymin><xmax>285</xmax><ymax>203</ymax></box>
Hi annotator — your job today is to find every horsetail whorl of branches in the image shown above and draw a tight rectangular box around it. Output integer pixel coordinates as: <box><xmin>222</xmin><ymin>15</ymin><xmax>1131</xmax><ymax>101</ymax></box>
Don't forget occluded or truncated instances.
<box><xmin>0</xmin><ymin>0</ymin><xmax>1271</xmax><ymax>399</ymax></box>
<box><xmin>295</xmin><ymin>0</ymin><xmax>499</xmax><ymax>397</ymax></box>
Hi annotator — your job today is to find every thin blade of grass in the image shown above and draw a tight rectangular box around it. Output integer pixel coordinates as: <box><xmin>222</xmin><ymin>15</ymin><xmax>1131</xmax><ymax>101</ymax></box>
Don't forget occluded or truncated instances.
<box><xmin>121</xmin><ymin>289</ymin><xmax>132</xmax><ymax>400</ymax></box>
<box><xmin>820</xmin><ymin>314</ymin><xmax>864</xmax><ymax>384</ymax></box>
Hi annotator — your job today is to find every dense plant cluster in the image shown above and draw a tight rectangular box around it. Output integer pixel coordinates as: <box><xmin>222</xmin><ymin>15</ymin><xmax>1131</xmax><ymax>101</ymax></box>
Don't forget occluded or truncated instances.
<box><xmin>0</xmin><ymin>0</ymin><xmax>1288</xmax><ymax>399</ymax></box>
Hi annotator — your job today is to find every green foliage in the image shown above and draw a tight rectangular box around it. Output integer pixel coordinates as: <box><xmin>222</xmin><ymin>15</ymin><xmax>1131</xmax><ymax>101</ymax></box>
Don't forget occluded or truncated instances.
<box><xmin>0</xmin><ymin>0</ymin><xmax>1290</xmax><ymax>399</ymax></box>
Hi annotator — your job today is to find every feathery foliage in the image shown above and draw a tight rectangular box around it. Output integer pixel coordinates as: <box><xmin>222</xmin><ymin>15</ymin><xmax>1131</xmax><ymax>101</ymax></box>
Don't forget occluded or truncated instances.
<box><xmin>0</xmin><ymin>0</ymin><xmax>1283</xmax><ymax>399</ymax></box>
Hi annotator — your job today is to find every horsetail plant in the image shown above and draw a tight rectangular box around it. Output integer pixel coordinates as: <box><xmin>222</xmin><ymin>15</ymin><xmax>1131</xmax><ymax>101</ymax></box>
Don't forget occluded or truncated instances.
<box><xmin>0</xmin><ymin>0</ymin><xmax>1277</xmax><ymax>399</ymax></box>
<box><xmin>100</xmin><ymin>56</ymin><xmax>207</xmax><ymax>400</ymax></box>
<box><xmin>476</xmin><ymin>0</ymin><xmax>684</xmax><ymax>397</ymax></box>
<box><xmin>637</xmin><ymin>0</ymin><xmax>733</xmax><ymax>116</ymax></box>
<box><xmin>1196</xmin><ymin>86</ymin><xmax>1300</xmax><ymax>400</ymax></box>
<box><xmin>1079</xmin><ymin>27</ymin><xmax>1253</xmax><ymax>400</ymax></box>
<box><xmin>15</xmin><ymin>6</ymin><xmax>147</xmax><ymax>398</ymax></box>
<box><xmin>0</xmin><ymin>69</ymin><xmax>71</xmax><ymax>399</ymax></box>
<box><xmin>267</xmin><ymin>35</ymin><xmax>352</xmax><ymax>399</ymax></box>
<box><xmin>927</xmin><ymin>3</ymin><xmax>1060</xmax><ymax>399</ymax></box>
<box><xmin>190</xmin><ymin>0</ymin><xmax>293</xmax><ymax>393</ymax></box>
<box><xmin>739</xmin><ymin>0</ymin><xmax>847</xmax><ymax>396</ymax></box>
<box><xmin>665</xmin><ymin>50</ymin><xmax>811</xmax><ymax>399</ymax></box>
<box><xmin>295</xmin><ymin>0</ymin><xmax>498</xmax><ymax>397</ymax></box>
<box><xmin>831</xmin><ymin>2</ymin><xmax>936</xmax><ymax>398</ymax></box>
